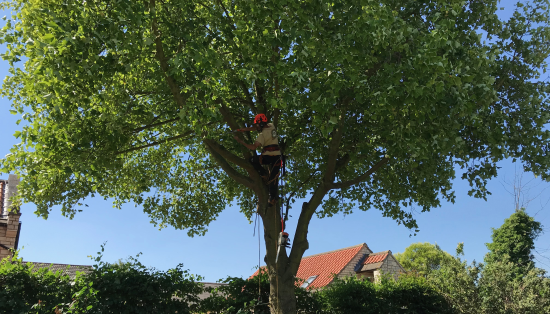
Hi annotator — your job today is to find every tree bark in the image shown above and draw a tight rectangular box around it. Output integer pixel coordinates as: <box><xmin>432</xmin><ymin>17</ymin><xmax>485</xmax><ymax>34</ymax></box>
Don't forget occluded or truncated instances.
<box><xmin>268</xmin><ymin>269</ymin><xmax>297</xmax><ymax>314</ymax></box>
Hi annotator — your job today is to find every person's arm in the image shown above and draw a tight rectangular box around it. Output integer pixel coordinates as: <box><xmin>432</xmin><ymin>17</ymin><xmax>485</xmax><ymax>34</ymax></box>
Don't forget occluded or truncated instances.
<box><xmin>235</xmin><ymin>126</ymin><xmax>256</xmax><ymax>132</ymax></box>
<box><xmin>234</xmin><ymin>135</ymin><xmax>262</xmax><ymax>150</ymax></box>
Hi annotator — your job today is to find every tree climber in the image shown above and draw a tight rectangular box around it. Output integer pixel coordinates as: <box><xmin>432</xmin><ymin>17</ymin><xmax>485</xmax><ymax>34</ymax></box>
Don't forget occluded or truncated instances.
<box><xmin>234</xmin><ymin>113</ymin><xmax>281</xmax><ymax>206</ymax></box>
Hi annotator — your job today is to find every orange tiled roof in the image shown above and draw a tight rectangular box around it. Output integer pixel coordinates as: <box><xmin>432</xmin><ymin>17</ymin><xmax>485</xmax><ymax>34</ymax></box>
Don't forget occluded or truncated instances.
<box><xmin>250</xmin><ymin>244</ymin><xmax>365</xmax><ymax>289</ymax></box>
<box><xmin>362</xmin><ymin>251</ymin><xmax>389</xmax><ymax>265</ymax></box>
<box><xmin>295</xmin><ymin>244</ymin><xmax>365</xmax><ymax>289</ymax></box>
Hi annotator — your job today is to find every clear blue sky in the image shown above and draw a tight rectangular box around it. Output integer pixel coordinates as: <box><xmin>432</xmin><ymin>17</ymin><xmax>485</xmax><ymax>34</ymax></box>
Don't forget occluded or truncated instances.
<box><xmin>1</xmin><ymin>1</ymin><xmax>549</xmax><ymax>282</ymax></box>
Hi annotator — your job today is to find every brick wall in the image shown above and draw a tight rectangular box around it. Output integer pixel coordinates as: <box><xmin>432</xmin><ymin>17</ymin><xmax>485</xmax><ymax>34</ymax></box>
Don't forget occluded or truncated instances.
<box><xmin>0</xmin><ymin>213</ymin><xmax>21</xmax><ymax>259</ymax></box>
<box><xmin>0</xmin><ymin>174</ymin><xmax>21</xmax><ymax>260</ymax></box>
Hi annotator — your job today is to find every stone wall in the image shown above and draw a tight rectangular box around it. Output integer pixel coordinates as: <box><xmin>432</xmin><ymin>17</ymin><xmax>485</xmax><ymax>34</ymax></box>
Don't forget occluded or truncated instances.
<box><xmin>377</xmin><ymin>252</ymin><xmax>405</xmax><ymax>281</ymax></box>
<box><xmin>337</xmin><ymin>244</ymin><xmax>372</xmax><ymax>280</ymax></box>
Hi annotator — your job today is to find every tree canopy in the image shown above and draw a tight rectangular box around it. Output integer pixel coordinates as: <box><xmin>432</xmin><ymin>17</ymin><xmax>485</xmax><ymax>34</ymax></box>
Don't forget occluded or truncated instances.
<box><xmin>484</xmin><ymin>208</ymin><xmax>543</xmax><ymax>278</ymax></box>
<box><xmin>394</xmin><ymin>242</ymin><xmax>454</xmax><ymax>277</ymax></box>
<box><xmin>1</xmin><ymin>0</ymin><xmax>549</xmax><ymax>233</ymax></box>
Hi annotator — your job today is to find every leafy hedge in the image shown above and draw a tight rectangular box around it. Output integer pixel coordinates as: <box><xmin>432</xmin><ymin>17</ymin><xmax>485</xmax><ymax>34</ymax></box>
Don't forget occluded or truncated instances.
<box><xmin>0</xmin><ymin>247</ymin><xmax>204</xmax><ymax>314</ymax></box>
<box><xmin>4</xmin><ymin>248</ymin><xmax>547</xmax><ymax>314</ymax></box>
<box><xmin>200</xmin><ymin>272</ymin><xmax>452</xmax><ymax>314</ymax></box>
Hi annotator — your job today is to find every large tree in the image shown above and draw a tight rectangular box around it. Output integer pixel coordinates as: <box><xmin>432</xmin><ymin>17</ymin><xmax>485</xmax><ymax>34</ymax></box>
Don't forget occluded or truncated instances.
<box><xmin>395</xmin><ymin>242</ymin><xmax>454</xmax><ymax>277</ymax></box>
<box><xmin>484</xmin><ymin>208</ymin><xmax>543</xmax><ymax>279</ymax></box>
<box><xmin>1</xmin><ymin>0</ymin><xmax>549</xmax><ymax>313</ymax></box>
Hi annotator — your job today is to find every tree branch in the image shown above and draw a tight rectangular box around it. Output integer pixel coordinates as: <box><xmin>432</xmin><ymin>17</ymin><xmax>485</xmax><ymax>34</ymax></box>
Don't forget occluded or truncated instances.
<box><xmin>216</xmin><ymin>0</ymin><xmax>236</xmax><ymax>30</ymax></box>
<box><xmin>202</xmin><ymin>138</ymin><xmax>255</xmax><ymax>173</ymax></box>
<box><xmin>132</xmin><ymin>117</ymin><xmax>180</xmax><ymax>133</ymax></box>
<box><xmin>203</xmin><ymin>140</ymin><xmax>255</xmax><ymax>190</ymax></box>
<box><xmin>239</xmin><ymin>81</ymin><xmax>256</xmax><ymax>114</ymax></box>
<box><xmin>218</xmin><ymin>101</ymin><xmax>253</xmax><ymax>160</ymax></box>
<box><xmin>323</xmin><ymin>114</ymin><xmax>346</xmax><ymax>184</ymax></box>
<box><xmin>288</xmin><ymin>182</ymin><xmax>329</xmax><ymax>275</ymax></box>
<box><xmin>151</xmin><ymin>0</ymin><xmax>186</xmax><ymax>108</ymax></box>
<box><xmin>328</xmin><ymin>156</ymin><xmax>390</xmax><ymax>190</ymax></box>
<box><xmin>116</xmin><ymin>130</ymin><xmax>196</xmax><ymax>155</ymax></box>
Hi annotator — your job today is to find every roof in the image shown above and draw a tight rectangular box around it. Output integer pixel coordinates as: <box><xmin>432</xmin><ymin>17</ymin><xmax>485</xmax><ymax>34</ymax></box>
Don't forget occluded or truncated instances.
<box><xmin>358</xmin><ymin>251</ymin><xmax>391</xmax><ymax>272</ymax></box>
<box><xmin>198</xmin><ymin>282</ymin><xmax>228</xmax><ymax>300</ymax></box>
<box><xmin>361</xmin><ymin>262</ymin><xmax>384</xmax><ymax>271</ymax></box>
<box><xmin>295</xmin><ymin>243</ymin><xmax>366</xmax><ymax>289</ymax></box>
<box><xmin>250</xmin><ymin>244</ymin><xmax>366</xmax><ymax>289</ymax></box>
<box><xmin>27</xmin><ymin>262</ymin><xmax>93</xmax><ymax>280</ymax></box>
<box><xmin>362</xmin><ymin>251</ymin><xmax>389</xmax><ymax>265</ymax></box>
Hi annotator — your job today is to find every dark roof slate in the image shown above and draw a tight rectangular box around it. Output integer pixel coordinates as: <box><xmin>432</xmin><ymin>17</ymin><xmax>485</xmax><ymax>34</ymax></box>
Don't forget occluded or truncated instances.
<box><xmin>26</xmin><ymin>262</ymin><xmax>93</xmax><ymax>280</ymax></box>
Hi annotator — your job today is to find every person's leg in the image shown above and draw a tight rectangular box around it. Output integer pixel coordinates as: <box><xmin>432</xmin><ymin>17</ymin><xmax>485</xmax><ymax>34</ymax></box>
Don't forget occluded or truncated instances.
<box><xmin>249</xmin><ymin>155</ymin><xmax>268</xmax><ymax>176</ymax></box>
<box><xmin>263</xmin><ymin>156</ymin><xmax>281</xmax><ymax>203</ymax></box>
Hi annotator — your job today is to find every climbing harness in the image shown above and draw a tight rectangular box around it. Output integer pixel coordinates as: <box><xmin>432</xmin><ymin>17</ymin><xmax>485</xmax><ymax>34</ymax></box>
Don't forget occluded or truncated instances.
<box><xmin>261</xmin><ymin>144</ymin><xmax>280</xmax><ymax>154</ymax></box>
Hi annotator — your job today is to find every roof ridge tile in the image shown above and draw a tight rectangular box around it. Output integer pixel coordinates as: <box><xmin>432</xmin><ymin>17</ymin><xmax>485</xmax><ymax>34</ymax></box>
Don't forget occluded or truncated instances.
<box><xmin>301</xmin><ymin>243</ymin><xmax>366</xmax><ymax>259</ymax></box>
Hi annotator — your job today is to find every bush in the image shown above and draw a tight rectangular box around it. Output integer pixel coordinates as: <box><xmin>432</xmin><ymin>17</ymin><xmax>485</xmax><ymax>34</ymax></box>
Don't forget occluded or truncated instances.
<box><xmin>199</xmin><ymin>269</ymin><xmax>322</xmax><ymax>314</ymax></box>
<box><xmin>0</xmin><ymin>254</ymin><xmax>73</xmax><ymax>314</ymax></box>
<box><xmin>0</xmin><ymin>246</ymin><xmax>204</xmax><ymax>314</ymax></box>
<box><xmin>60</xmin><ymin>246</ymin><xmax>204</xmax><ymax>314</ymax></box>
<box><xmin>316</xmin><ymin>274</ymin><xmax>452</xmax><ymax>314</ymax></box>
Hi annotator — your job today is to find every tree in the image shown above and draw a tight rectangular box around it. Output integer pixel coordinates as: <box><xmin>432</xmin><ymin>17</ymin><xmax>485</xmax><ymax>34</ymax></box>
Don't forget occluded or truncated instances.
<box><xmin>428</xmin><ymin>244</ymin><xmax>482</xmax><ymax>314</ymax></box>
<box><xmin>484</xmin><ymin>208</ymin><xmax>543</xmax><ymax>279</ymax></box>
<box><xmin>429</xmin><ymin>243</ymin><xmax>550</xmax><ymax>314</ymax></box>
<box><xmin>394</xmin><ymin>242</ymin><xmax>454</xmax><ymax>277</ymax></box>
<box><xmin>1</xmin><ymin>0</ymin><xmax>549</xmax><ymax>313</ymax></box>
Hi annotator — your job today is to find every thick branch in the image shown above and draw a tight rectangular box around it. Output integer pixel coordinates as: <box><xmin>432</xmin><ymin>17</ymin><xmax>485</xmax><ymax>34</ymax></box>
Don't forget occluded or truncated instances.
<box><xmin>288</xmin><ymin>182</ymin><xmax>329</xmax><ymax>275</ymax></box>
<box><xmin>272</xmin><ymin>108</ymin><xmax>280</xmax><ymax>129</ymax></box>
<box><xmin>254</xmin><ymin>81</ymin><xmax>267</xmax><ymax>113</ymax></box>
<box><xmin>203</xmin><ymin>139</ymin><xmax>255</xmax><ymax>172</ymax></box>
<box><xmin>151</xmin><ymin>1</ymin><xmax>186</xmax><ymax>108</ymax></box>
<box><xmin>203</xmin><ymin>140</ymin><xmax>255</xmax><ymax>190</ymax></box>
<box><xmin>218</xmin><ymin>102</ymin><xmax>253</xmax><ymax>160</ymax></box>
<box><xmin>328</xmin><ymin>157</ymin><xmax>390</xmax><ymax>190</ymax></box>
<box><xmin>239</xmin><ymin>81</ymin><xmax>256</xmax><ymax>114</ymax></box>
<box><xmin>117</xmin><ymin>130</ymin><xmax>195</xmax><ymax>155</ymax></box>
<box><xmin>323</xmin><ymin>116</ymin><xmax>346</xmax><ymax>184</ymax></box>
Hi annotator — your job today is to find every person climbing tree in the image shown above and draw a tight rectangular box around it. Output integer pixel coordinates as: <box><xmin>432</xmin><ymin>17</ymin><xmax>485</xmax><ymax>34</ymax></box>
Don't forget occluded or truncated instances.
<box><xmin>234</xmin><ymin>114</ymin><xmax>281</xmax><ymax>206</ymax></box>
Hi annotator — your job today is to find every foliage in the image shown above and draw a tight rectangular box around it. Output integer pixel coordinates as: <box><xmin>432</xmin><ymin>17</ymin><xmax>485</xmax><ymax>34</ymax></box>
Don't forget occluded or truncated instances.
<box><xmin>199</xmin><ymin>269</ymin><xmax>321</xmax><ymax>314</ymax></box>
<box><xmin>1</xmin><ymin>0</ymin><xmax>549</xmax><ymax>235</ymax></box>
<box><xmin>199</xmin><ymin>270</ymin><xmax>271</xmax><ymax>314</ymax></box>
<box><xmin>479</xmin><ymin>258</ymin><xmax>550</xmax><ymax>314</ymax></box>
<box><xmin>428</xmin><ymin>244</ymin><xmax>550</xmax><ymax>314</ymax></box>
<box><xmin>427</xmin><ymin>245</ymin><xmax>482</xmax><ymax>314</ymax></box>
<box><xmin>315</xmin><ymin>276</ymin><xmax>380</xmax><ymax>314</ymax></box>
<box><xmin>314</xmin><ymin>274</ymin><xmax>452</xmax><ymax>314</ymax></box>
<box><xmin>0</xmin><ymin>253</ymin><xmax>73</xmax><ymax>314</ymax></box>
<box><xmin>394</xmin><ymin>242</ymin><xmax>454</xmax><ymax>277</ymax></box>
<box><xmin>484</xmin><ymin>208</ymin><xmax>543</xmax><ymax>279</ymax></box>
<box><xmin>0</xmin><ymin>247</ymin><xmax>204</xmax><ymax>314</ymax></box>
<box><xmin>61</xmin><ymin>244</ymin><xmax>204</xmax><ymax>314</ymax></box>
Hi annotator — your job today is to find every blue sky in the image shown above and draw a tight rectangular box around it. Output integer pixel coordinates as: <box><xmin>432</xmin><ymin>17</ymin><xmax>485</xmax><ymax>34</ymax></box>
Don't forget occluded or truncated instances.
<box><xmin>1</xmin><ymin>1</ymin><xmax>549</xmax><ymax>282</ymax></box>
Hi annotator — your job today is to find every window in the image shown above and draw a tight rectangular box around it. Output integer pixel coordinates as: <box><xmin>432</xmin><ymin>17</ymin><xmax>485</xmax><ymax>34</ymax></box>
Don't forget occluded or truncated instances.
<box><xmin>300</xmin><ymin>275</ymin><xmax>318</xmax><ymax>288</ymax></box>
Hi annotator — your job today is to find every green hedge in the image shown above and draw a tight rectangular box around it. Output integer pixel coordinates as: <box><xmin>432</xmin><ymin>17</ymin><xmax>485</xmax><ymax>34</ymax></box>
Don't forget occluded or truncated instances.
<box><xmin>0</xmin><ymin>248</ymin><xmax>203</xmax><ymax>314</ymax></box>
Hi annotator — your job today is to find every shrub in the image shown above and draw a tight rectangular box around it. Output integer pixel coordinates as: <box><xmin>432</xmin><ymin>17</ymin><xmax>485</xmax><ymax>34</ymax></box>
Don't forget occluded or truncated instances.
<box><xmin>60</xmin><ymin>246</ymin><xmax>204</xmax><ymax>314</ymax></box>
<box><xmin>0</xmin><ymin>253</ymin><xmax>73</xmax><ymax>314</ymax></box>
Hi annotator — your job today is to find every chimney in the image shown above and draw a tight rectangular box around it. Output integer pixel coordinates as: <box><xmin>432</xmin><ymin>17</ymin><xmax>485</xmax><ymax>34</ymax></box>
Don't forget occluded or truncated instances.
<box><xmin>0</xmin><ymin>174</ymin><xmax>22</xmax><ymax>260</ymax></box>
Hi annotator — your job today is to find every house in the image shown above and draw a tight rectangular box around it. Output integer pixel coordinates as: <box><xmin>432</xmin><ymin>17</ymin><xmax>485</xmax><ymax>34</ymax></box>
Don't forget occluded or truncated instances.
<box><xmin>0</xmin><ymin>174</ymin><xmax>22</xmax><ymax>260</ymax></box>
<box><xmin>252</xmin><ymin>243</ymin><xmax>405</xmax><ymax>289</ymax></box>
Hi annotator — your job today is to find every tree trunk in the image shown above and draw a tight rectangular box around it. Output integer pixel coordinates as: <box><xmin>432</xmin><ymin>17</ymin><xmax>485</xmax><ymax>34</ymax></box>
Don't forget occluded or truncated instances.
<box><xmin>268</xmin><ymin>270</ymin><xmax>297</xmax><ymax>314</ymax></box>
<box><xmin>261</xmin><ymin>201</ymin><xmax>299</xmax><ymax>314</ymax></box>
